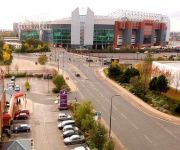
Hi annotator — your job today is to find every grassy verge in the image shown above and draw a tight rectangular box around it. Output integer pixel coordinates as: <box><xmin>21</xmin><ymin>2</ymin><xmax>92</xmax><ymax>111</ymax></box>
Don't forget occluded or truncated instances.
<box><xmin>104</xmin><ymin>68</ymin><xmax>180</xmax><ymax>116</ymax></box>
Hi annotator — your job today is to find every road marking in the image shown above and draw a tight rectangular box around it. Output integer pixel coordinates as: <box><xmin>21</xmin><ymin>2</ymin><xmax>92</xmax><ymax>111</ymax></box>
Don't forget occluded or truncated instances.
<box><xmin>121</xmin><ymin>113</ymin><xmax>127</xmax><ymax>119</ymax></box>
<box><xmin>130</xmin><ymin>122</ymin><xmax>138</xmax><ymax>130</ymax></box>
<box><xmin>144</xmin><ymin>135</ymin><xmax>152</xmax><ymax>144</ymax></box>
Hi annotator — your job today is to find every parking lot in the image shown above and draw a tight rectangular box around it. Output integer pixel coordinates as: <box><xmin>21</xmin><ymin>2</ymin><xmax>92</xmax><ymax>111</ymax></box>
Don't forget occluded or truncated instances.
<box><xmin>5</xmin><ymin>77</ymin><xmax>88</xmax><ymax>150</ymax></box>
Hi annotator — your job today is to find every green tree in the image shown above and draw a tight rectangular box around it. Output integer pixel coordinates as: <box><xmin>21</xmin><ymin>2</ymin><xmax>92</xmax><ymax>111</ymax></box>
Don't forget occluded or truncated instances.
<box><xmin>90</xmin><ymin>123</ymin><xmax>107</xmax><ymax>150</ymax></box>
<box><xmin>74</xmin><ymin>101</ymin><xmax>94</xmax><ymax>130</ymax></box>
<box><xmin>104</xmin><ymin>138</ymin><xmax>115</xmax><ymax>150</ymax></box>
<box><xmin>157</xmin><ymin>75</ymin><xmax>168</xmax><ymax>92</ymax></box>
<box><xmin>25</xmin><ymin>80</ymin><xmax>30</xmax><ymax>91</ymax></box>
<box><xmin>38</xmin><ymin>55</ymin><xmax>48</xmax><ymax>65</ymax></box>
<box><xmin>52</xmin><ymin>74</ymin><xmax>66</xmax><ymax>92</ymax></box>
<box><xmin>119</xmin><ymin>67</ymin><xmax>140</xmax><ymax>83</ymax></box>
<box><xmin>149</xmin><ymin>77</ymin><xmax>158</xmax><ymax>91</ymax></box>
<box><xmin>108</xmin><ymin>61</ymin><xmax>122</xmax><ymax>80</ymax></box>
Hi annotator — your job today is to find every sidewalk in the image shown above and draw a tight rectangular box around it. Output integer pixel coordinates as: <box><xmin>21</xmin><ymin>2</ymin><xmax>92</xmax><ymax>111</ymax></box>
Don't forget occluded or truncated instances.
<box><xmin>97</xmin><ymin>68</ymin><xmax>180</xmax><ymax>125</ymax></box>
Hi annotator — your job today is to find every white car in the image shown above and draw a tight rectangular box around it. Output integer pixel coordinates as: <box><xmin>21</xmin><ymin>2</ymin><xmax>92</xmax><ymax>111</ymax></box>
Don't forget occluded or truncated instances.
<box><xmin>72</xmin><ymin>146</ymin><xmax>90</xmax><ymax>150</ymax></box>
<box><xmin>58</xmin><ymin>120</ymin><xmax>75</xmax><ymax>130</ymax></box>
<box><xmin>15</xmin><ymin>85</ymin><xmax>20</xmax><ymax>92</ymax></box>
<box><xmin>58</xmin><ymin>113</ymin><xmax>72</xmax><ymax>121</ymax></box>
<box><xmin>63</xmin><ymin>125</ymin><xmax>79</xmax><ymax>132</ymax></box>
<box><xmin>64</xmin><ymin>135</ymin><xmax>85</xmax><ymax>145</ymax></box>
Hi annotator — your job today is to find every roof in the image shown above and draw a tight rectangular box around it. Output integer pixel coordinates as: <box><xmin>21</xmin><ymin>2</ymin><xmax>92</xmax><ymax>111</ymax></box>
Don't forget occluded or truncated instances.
<box><xmin>2</xmin><ymin>139</ymin><xmax>32</xmax><ymax>150</ymax></box>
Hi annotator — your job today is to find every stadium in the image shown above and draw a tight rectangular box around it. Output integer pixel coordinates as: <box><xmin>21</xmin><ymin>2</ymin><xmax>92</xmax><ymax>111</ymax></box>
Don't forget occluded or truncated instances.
<box><xmin>13</xmin><ymin>8</ymin><xmax>170</xmax><ymax>49</ymax></box>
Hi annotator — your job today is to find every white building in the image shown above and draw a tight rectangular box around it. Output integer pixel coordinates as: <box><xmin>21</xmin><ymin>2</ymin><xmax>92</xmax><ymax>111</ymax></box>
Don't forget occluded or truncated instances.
<box><xmin>152</xmin><ymin>61</ymin><xmax>180</xmax><ymax>91</ymax></box>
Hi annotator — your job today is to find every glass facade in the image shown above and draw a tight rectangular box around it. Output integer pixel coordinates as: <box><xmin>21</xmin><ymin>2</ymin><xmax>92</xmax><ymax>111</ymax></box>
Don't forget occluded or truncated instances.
<box><xmin>93</xmin><ymin>29</ymin><xmax>114</xmax><ymax>45</ymax></box>
<box><xmin>52</xmin><ymin>28</ymin><xmax>71</xmax><ymax>45</ymax></box>
<box><xmin>21</xmin><ymin>30</ymin><xmax>39</xmax><ymax>40</ymax></box>
<box><xmin>80</xmin><ymin>15</ymin><xmax>86</xmax><ymax>45</ymax></box>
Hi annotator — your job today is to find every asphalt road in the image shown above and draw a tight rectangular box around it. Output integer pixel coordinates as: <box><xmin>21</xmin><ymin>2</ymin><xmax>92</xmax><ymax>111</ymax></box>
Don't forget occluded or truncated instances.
<box><xmin>58</xmin><ymin>50</ymin><xmax>180</xmax><ymax>150</ymax></box>
<box><xmin>14</xmin><ymin>51</ymin><xmax>180</xmax><ymax>150</ymax></box>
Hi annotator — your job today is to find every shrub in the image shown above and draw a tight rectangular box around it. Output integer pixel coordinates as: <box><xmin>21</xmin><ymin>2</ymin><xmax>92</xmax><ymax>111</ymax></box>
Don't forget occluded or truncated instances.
<box><xmin>25</xmin><ymin>81</ymin><xmax>30</xmax><ymax>91</ymax></box>
<box><xmin>149</xmin><ymin>77</ymin><xmax>158</xmax><ymax>91</ymax></box>
<box><xmin>104</xmin><ymin>138</ymin><xmax>115</xmax><ymax>150</ymax></box>
<box><xmin>38</xmin><ymin>55</ymin><xmax>48</xmax><ymax>65</ymax></box>
<box><xmin>5</xmin><ymin>72</ymin><xmax>27</xmax><ymax>78</ymax></box>
<box><xmin>108</xmin><ymin>61</ymin><xmax>122</xmax><ymax>79</ymax></box>
<box><xmin>52</xmin><ymin>74</ymin><xmax>70</xmax><ymax>93</ymax></box>
<box><xmin>157</xmin><ymin>75</ymin><xmax>168</xmax><ymax>92</ymax></box>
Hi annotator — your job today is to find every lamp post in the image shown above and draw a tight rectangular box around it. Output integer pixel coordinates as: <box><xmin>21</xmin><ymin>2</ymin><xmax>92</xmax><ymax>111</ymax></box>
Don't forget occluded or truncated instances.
<box><xmin>109</xmin><ymin>94</ymin><xmax>120</xmax><ymax>138</ymax></box>
<box><xmin>62</xmin><ymin>51</ymin><xmax>64</xmax><ymax>76</ymax></box>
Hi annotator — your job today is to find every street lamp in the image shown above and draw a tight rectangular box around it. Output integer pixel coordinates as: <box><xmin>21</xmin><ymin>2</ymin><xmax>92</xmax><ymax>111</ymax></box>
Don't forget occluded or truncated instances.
<box><xmin>109</xmin><ymin>94</ymin><xmax>120</xmax><ymax>138</ymax></box>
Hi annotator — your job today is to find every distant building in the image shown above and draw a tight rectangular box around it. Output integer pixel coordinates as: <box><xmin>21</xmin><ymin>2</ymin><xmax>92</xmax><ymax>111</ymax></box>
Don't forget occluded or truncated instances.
<box><xmin>152</xmin><ymin>61</ymin><xmax>180</xmax><ymax>91</ymax></box>
<box><xmin>14</xmin><ymin>8</ymin><xmax>170</xmax><ymax>49</ymax></box>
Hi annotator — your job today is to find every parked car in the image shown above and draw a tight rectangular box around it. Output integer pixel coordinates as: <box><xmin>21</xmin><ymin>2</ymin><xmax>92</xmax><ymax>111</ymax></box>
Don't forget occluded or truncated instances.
<box><xmin>13</xmin><ymin>124</ymin><xmax>31</xmax><ymax>133</ymax></box>
<box><xmin>14</xmin><ymin>113</ymin><xmax>29</xmax><ymax>120</ymax></box>
<box><xmin>15</xmin><ymin>85</ymin><xmax>20</xmax><ymax>92</ymax></box>
<box><xmin>63</xmin><ymin>130</ymin><xmax>79</xmax><ymax>138</ymax></box>
<box><xmin>72</xmin><ymin>146</ymin><xmax>90</xmax><ymax>150</ymax></box>
<box><xmin>58</xmin><ymin>113</ymin><xmax>72</xmax><ymax>121</ymax></box>
<box><xmin>62</xmin><ymin>125</ymin><xmax>79</xmax><ymax>132</ymax></box>
<box><xmin>64</xmin><ymin>135</ymin><xmax>85</xmax><ymax>145</ymax></box>
<box><xmin>43</xmin><ymin>73</ymin><xmax>53</xmax><ymax>79</ymax></box>
<box><xmin>58</xmin><ymin>120</ymin><xmax>75</xmax><ymax>130</ymax></box>
<box><xmin>15</xmin><ymin>109</ymin><xmax>30</xmax><ymax>116</ymax></box>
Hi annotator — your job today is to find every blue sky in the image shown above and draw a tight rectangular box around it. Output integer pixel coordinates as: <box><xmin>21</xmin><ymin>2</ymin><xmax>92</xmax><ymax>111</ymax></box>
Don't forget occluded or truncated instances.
<box><xmin>0</xmin><ymin>0</ymin><xmax>179</xmax><ymax>31</ymax></box>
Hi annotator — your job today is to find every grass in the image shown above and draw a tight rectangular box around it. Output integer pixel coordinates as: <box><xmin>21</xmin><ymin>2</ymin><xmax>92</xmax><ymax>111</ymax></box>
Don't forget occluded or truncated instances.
<box><xmin>164</xmin><ymin>88</ymin><xmax>180</xmax><ymax>102</ymax></box>
<box><xmin>103</xmin><ymin>68</ymin><xmax>109</xmax><ymax>76</ymax></box>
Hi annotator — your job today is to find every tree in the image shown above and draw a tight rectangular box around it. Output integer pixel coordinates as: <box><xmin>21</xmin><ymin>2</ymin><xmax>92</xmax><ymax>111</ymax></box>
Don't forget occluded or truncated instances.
<box><xmin>157</xmin><ymin>75</ymin><xmax>168</xmax><ymax>92</ymax></box>
<box><xmin>104</xmin><ymin>138</ymin><xmax>115</xmax><ymax>150</ymax></box>
<box><xmin>74</xmin><ymin>101</ymin><xmax>94</xmax><ymax>130</ymax></box>
<box><xmin>90</xmin><ymin>123</ymin><xmax>107</xmax><ymax>150</ymax></box>
<box><xmin>149</xmin><ymin>77</ymin><xmax>158</xmax><ymax>91</ymax></box>
<box><xmin>38</xmin><ymin>55</ymin><xmax>48</xmax><ymax>65</ymax></box>
<box><xmin>173</xmin><ymin>72</ymin><xmax>180</xmax><ymax>92</ymax></box>
<box><xmin>108</xmin><ymin>61</ymin><xmax>122</xmax><ymax>80</ymax></box>
<box><xmin>3</xmin><ymin>50</ymin><xmax>10</xmax><ymax>62</ymax></box>
<box><xmin>25</xmin><ymin>81</ymin><xmax>30</xmax><ymax>91</ymax></box>
<box><xmin>120</xmin><ymin>67</ymin><xmax>140</xmax><ymax>83</ymax></box>
<box><xmin>52</xmin><ymin>74</ymin><xmax>66</xmax><ymax>92</ymax></box>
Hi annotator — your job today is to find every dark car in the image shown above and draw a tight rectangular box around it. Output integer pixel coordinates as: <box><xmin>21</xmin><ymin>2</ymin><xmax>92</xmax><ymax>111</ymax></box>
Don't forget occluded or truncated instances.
<box><xmin>13</xmin><ymin>124</ymin><xmax>31</xmax><ymax>133</ymax></box>
<box><xmin>43</xmin><ymin>73</ymin><xmax>53</xmax><ymax>79</ymax></box>
<box><xmin>14</xmin><ymin>113</ymin><xmax>29</xmax><ymax>120</ymax></box>
<box><xmin>15</xmin><ymin>109</ymin><xmax>30</xmax><ymax>116</ymax></box>
<box><xmin>63</xmin><ymin>130</ymin><xmax>79</xmax><ymax>138</ymax></box>
<box><xmin>75</xmin><ymin>73</ymin><xmax>80</xmax><ymax>77</ymax></box>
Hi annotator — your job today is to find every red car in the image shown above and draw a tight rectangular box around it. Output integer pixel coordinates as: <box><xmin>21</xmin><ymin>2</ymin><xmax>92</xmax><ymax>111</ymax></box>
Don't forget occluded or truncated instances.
<box><xmin>14</xmin><ymin>113</ymin><xmax>29</xmax><ymax>120</ymax></box>
<box><xmin>15</xmin><ymin>109</ymin><xmax>30</xmax><ymax>117</ymax></box>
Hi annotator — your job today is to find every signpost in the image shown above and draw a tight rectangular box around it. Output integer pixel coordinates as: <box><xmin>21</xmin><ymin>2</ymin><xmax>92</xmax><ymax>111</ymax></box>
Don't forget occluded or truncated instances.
<box><xmin>59</xmin><ymin>90</ymin><xmax>68</xmax><ymax>110</ymax></box>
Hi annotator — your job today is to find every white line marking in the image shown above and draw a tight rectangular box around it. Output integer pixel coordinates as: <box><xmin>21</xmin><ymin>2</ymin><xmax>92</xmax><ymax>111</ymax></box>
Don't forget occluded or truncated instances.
<box><xmin>144</xmin><ymin>135</ymin><xmax>152</xmax><ymax>144</ymax></box>
<box><xmin>130</xmin><ymin>122</ymin><xmax>139</xmax><ymax>130</ymax></box>
<box><xmin>121</xmin><ymin>113</ymin><xmax>127</xmax><ymax>119</ymax></box>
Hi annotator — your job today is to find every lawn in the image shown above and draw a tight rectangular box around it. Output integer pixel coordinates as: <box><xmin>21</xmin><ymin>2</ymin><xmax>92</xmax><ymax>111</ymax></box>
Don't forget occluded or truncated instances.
<box><xmin>164</xmin><ymin>88</ymin><xmax>180</xmax><ymax>102</ymax></box>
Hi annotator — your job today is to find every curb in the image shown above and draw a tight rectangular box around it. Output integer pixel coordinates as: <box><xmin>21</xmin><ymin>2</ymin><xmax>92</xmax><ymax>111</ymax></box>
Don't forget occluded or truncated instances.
<box><xmin>97</xmin><ymin>68</ymin><xmax>180</xmax><ymax>125</ymax></box>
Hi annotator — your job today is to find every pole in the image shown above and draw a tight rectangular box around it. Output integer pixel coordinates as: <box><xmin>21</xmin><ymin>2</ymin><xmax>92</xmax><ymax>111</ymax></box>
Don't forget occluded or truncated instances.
<box><xmin>109</xmin><ymin>95</ymin><xmax>120</xmax><ymax>138</ymax></box>
<box><xmin>48</xmin><ymin>74</ymin><xmax>49</xmax><ymax>93</ymax></box>
<box><xmin>62</xmin><ymin>51</ymin><xmax>64</xmax><ymax>76</ymax></box>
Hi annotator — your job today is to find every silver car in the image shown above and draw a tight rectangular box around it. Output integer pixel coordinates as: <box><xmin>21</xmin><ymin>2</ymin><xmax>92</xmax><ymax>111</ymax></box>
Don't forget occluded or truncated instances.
<box><xmin>64</xmin><ymin>135</ymin><xmax>85</xmax><ymax>145</ymax></box>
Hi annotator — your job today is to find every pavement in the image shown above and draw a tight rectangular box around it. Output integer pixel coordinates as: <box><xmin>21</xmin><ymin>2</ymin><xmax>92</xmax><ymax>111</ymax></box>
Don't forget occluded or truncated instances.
<box><xmin>97</xmin><ymin>67</ymin><xmax>180</xmax><ymax>125</ymax></box>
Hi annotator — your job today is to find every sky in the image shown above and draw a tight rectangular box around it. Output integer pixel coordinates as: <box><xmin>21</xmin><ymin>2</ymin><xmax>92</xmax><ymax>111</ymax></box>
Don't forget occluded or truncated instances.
<box><xmin>0</xmin><ymin>0</ymin><xmax>180</xmax><ymax>31</ymax></box>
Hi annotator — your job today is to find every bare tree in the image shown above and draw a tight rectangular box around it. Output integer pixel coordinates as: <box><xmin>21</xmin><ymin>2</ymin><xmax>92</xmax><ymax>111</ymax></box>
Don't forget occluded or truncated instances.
<box><xmin>174</xmin><ymin>71</ymin><xmax>180</xmax><ymax>92</ymax></box>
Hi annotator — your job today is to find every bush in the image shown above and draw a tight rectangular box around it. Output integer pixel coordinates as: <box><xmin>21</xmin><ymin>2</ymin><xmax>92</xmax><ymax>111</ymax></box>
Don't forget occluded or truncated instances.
<box><xmin>157</xmin><ymin>75</ymin><xmax>168</xmax><ymax>92</ymax></box>
<box><xmin>149</xmin><ymin>77</ymin><xmax>158</xmax><ymax>91</ymax></box>
<box><xmin>38</xmin><ymin>55</ymin><xmax>48</xmax><ymax>65</ymax></box>
<box><xmin>108</xmin><ymin>61</ymin><xmax>122</xmax><ymax>80</ymax></box>
<box><xmin>52</xmin><ymin>74</ymin><xmax>70</xmax><ymax>93</ymax></box>
<box><xmin>104</xmin><ymin>138</ymin><xmax>115</xmax><ymax>150</ymax></box>
<box><xmin>5</xmin><ymin>72</ymin><xmax>27</xmax><ymax>78</ymax></box>
<box><xmin>25</xmin><ymin>81</ymin><xmax>30</xmax><ymax>91</ymax></box>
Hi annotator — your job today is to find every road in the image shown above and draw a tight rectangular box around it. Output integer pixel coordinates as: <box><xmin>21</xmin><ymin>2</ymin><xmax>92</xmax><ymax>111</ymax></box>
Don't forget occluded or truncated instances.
<box><xmin>58</xmin><ymin>50</ymin><xmax>180</xmax><ymax>150</ymax></box>
<box><xmin>14</xmin><ymin>51</ymin><xmax>180</xmax><ymax>150</ymax></box>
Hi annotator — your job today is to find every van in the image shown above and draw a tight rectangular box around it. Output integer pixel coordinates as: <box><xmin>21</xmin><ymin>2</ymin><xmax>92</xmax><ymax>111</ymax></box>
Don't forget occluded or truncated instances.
<box><xmin>58</xmin><ymin>120</ymin><xmax>75</xmax><ymax>130</ymax></box>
